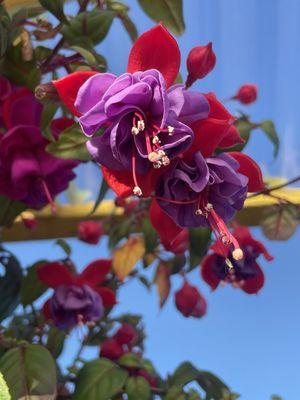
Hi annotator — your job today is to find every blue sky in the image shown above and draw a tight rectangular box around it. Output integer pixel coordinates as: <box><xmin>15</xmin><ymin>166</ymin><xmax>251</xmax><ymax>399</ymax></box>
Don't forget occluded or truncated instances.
<box><xmin>5</xmin><ymin>0</ymin><xmax>300</xmax><ymax>399</ymax></box>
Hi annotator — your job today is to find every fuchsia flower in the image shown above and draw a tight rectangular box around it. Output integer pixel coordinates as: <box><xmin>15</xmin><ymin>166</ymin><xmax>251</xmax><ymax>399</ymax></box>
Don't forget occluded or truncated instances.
<box><xmin>175</xmin><ymin>281</ymin><xmax>207</xmax><ymax>318</ymax></box>
<box><xmin>100</xmin><ymin>323</ymin><xmax>138</xmax><ymax>360</ymax></box>
<box><xmin>232</xmin><ymin>84</ymin><xmax>258</xmax><ymax>105</ymax></box>
<box><xmin>201</xmin><ymin>226</ymin><xmax>273</xmax><ymax>294</ymax></box>
<box><xmin>51</xmin><ymin>24</ymin><xmax>265</xmax><ymax>262</ymax></box>
<box><xmin>37</xmin><ymin>259</ymin><xmax>116</xmax><ymax>329</ymax></box>
<box><xmin>0</xmin><ymin>86</ymin><xmax>78</xmax><ymax>210</ymax></box>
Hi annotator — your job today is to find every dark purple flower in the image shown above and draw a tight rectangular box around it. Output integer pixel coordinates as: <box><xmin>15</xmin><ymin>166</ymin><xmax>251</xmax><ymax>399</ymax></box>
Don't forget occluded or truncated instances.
<box><xmin>0</xmin><ymin>88</ymin><xmax>78</xmax><ymax>209</ymax></box>
<box><xmin>156</xmin><ymin>152</ymin><xmax>248</xmax><ymax>228</ymax></box>
<box><xmin>48</xmin><ymin>284</ymin><xmax>104</xmax><ymax>330</ymax></box>
<box><xmin>75</xmin><ymin>69</ymin><xmax>209</xmax><ymax>194</ymax></box>
<box><xmin>0</xmin><ymin>76</ymin><xmax>13</xmax><ymax>127</ymax></box>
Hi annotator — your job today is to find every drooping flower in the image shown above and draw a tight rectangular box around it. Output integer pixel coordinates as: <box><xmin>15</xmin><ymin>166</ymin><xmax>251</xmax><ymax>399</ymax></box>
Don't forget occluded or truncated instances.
<box><xmin>0</xmin><ymin>88</ymin><xmax>78</xmax><ymax>210</ymax></box>
<box><xmin>99</xmin><ymin>323</ymin><xmax>138</xmax><ymax>360</ymax></box>
<box><xmin>114</xmin><ymin>323</ymin><xmax>138</xmax><ymax>346</ymax></box>
<box><xmin>186</xmin><ymin>43</ymin><xmax>216</xmax><ymax>87</ymax></box>
<box><xmin>37</xmin><ymin>259</ymin><xmax>116</xmax><ymax>329</ymax></box>
<box><xmin>175</xmin><ymin>280</ymin><xmax>207</xmax><ymax>318</ymax></box>
<box><xmin>201</xmin><ymin>226</ymin><xmax>273</xmax><ymax>294</ymax></box>
<box><xmin>100</xmin><ymin>338</ymin><xmax>125</xmax><ymax>360</ymax></box>
<box><xmin>77</xmin><ymin>220</ymin><xmax>104</xmax><ymax>244</ymax></box>
<box><xmin>51</xmin><ymin>24</ymin><xmax>210</xmax><ymax>197</ymax></box>
<box><xmin>232</xmin><ymin>83</ymin><xmax>258</xmax><ymax>104</ymax></box>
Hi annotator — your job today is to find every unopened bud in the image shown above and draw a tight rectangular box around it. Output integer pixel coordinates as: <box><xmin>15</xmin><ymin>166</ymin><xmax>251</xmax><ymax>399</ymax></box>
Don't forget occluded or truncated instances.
<box><xmin>232</xmin><ymin>84</ymin><xmax>257</xmax><ymax>105</ymax></box>
<box><xmin>186</xmin><ymin>42</ymin><xmax>216</xmax><ymax>88</ymax></box>
<box><xmin>35</xmin><ymin>82</ymin><xmax>59</xmax><ymax>102</ymax></box>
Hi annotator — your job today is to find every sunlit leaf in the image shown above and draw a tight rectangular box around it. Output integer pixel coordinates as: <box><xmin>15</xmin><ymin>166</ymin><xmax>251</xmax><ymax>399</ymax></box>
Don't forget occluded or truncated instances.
<box><xmin>20</xmin><ymin>260</ymin><xmax>48</xmax><ymax>306</ymax></box>
<box><xmin>154</xmin><ymin>262</ymin><xmax>170</xmax><ymax>308</ymax></box>
<box><xmin>113</xmin><ymin>236</ymin><xmax>145</xmax><ymax>281</ymax></box>
<box><xmin>0</xmin><ymin>372</ymin><xmax>10</xmax><ymax>400</ymax></box>
<box><xmin>261</xmin><ymin>204</ymin><xmax>299</xmax><ymax>241</ymax></box>
<box><xmin>126</xmin><ymin>376</ymin><xmax>151</xmax><ymax>400</ymax></box>
<box><xmin>259</xmin><ymin>120</ymin><xmax>280</xmax><ymax>158</ymax></box>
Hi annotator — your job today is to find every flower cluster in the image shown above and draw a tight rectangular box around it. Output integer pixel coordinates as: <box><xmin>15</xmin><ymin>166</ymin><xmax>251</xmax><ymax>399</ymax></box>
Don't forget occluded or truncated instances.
<box><xmin>0</xmin><ymin>77</ymin><xmax>78</xmax><ymax>210</ymax></box>
<box><xmin>37</xmin><ymin>259</ymin><xmax>116</xmax><ymax>329</ymax></box>
<box><xmin>51</xmin><ymin>24</ymin><xmax>264</xmax><ymax>271</ymax></box>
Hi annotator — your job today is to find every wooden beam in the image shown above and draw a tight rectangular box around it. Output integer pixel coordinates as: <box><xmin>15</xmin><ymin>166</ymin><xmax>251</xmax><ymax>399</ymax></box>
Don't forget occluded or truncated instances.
<box><xmin>2</xmin><ymin>189</ymin><xmax>300</xmax><ymax>242</ymax></box>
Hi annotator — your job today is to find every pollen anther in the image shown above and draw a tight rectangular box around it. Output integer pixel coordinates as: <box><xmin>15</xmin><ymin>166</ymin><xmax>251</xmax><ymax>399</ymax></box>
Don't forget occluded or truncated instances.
<box><xmin>168</xmin><ymin>126</ymin><xmax>174</xmax><ymax>135</ymax></box>
<box><xmin>131</xmin><ymin>126</ymin><xmax>139</xmax><ymax>135</ymax></box>
<box><xmin>232</xmin><ymin>248</ymin><xmax>244</xmax><ymax>260</ymax></box>
<box><xmin>137</xmin><ymin>120</ymin><xmax>145</xmax><ymax>131</ymax></box>
<box><xmin>133</xmin><ymin>186</ymin><xmax>143</xmax><ymax>196</ymax></box>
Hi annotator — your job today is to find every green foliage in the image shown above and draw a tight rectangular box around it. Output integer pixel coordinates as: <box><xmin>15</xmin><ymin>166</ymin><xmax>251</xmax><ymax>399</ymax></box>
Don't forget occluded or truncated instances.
<box><xmin>20</xmin><ymin>260</ymin><xmax>48</xmax><ymax>306</ymax></box>
<box><xmin>55</xmin><ymin>238</ymin><xmax>72</xmax><ymax>256</ymax></box>
<box><xmin>73</xmin><ymin>358</ymin><xmax>128</xmax><ymax>400</ymax></box>
<box><xmin>62</xmin><ymin>9</ymin><xmax>115</xmax><ymax>47</ymax></box>
<box><xmin>46</xmin><ymin>124</ymin><xmax>91</xmax><ymax>161</ymax></box>
<box><xmin>0</xmin><ymin>6</ymin><xmax>11</xmax><ymax>58</ymax></box>
<box><xmin>39</xmin><ymin>0</ymin><xmax>68</xmax><ymax>24</ymax></box>
<box><xmin>0</xmin><ymin>248</ymin><xmax>22</xmax><ymax>323</ymax></box>
<box><xmin>91</xmin><ymin>177</ymin><xmax>110</xmax><ymax>214</ymax></box>
<box><xmin>0</xmin><ymin>345</ymin><xmax>57</xmax><ymax>399</ymax></box>
<box><xmin>46</xmin><ymin>327</ymin><xmax>66</xmax><ymax>358</ymax></box>
<box><xmin>189</xmin><ymin>228</ymin><xmax>211</xmax><ymax>269</ymax></box>
<box><xmin>138</xmin><ymin>0</ymin><xmax>185</xmax><ymax>36</ymax></box>
<box><xmin>126</xmin><ymin>376</ymin><xmax>151</xmax><ymax>400</ymax></box>
<box><xmin>259</xmin><ymin>120</ymin><xmax>280</xmax><ymax>158</ymax></box>
<box><xmin>118</xmin><ymin>352</ymin><xmax>141</xmax><ymax>368</ymax></box>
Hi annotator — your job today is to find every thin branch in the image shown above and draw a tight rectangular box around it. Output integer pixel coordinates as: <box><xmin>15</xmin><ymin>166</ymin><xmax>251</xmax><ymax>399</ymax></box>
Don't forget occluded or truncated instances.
<box><xmin>248</xmin><ymin>175</ymin><xmax>300</xmax><ymax>198</ymax></box>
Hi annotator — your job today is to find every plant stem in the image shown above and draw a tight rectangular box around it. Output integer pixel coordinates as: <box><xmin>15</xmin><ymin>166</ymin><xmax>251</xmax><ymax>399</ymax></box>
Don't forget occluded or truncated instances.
<box><xmin>248</xmin><ymin>175</ymin><xmax>300</xmax><ymax>198</ymax></box>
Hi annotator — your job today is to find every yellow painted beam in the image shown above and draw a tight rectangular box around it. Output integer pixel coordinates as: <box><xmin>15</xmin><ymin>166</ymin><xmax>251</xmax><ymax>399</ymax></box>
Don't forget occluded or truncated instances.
<box><xmin>2</xmin><ymin>189</ymin><xmax>300</xmax><ymax>242</ymax></box>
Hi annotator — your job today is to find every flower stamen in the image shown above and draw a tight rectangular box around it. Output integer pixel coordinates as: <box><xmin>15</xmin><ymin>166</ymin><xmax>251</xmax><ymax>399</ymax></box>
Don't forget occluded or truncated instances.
<box><xmin>41</xmin><ymin>179</ymin><xmax>57</xmax><ymax>214</ymax></box>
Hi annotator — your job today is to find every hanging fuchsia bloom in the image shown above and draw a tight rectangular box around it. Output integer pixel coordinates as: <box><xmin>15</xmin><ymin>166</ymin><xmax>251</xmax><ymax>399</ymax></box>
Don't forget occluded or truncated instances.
<box><xmin>38</xmin><ymin>259</ymin><xmax>116</xmax><ymax>330</ymax></box>
<box><xmin>77</xmin><ymin>220</ymin><xmax>104</xmax><ymax>244</ymax></box>
<box><xmin>186</xmin><ymin>42</ymin><xmax>216</xmax><ymax>87</ymax></box>
<box><xmin>0</xmin><ymin>88</ymin><xmax>78</xmax><ymax>210</ymax></box>
<box><xmin>201</xmin><ymin>226</ymin><xmax>273</xmax><ymax>294</ymax></box>
<box><xmin>175</xmin><ymin>281</ymin><xmax>207</xmax><ymax>318</ymax></box>
<box><xmin>52</xmin><ymin>24</ymin><xmax>210</xmax><ymax>197</ymax></box>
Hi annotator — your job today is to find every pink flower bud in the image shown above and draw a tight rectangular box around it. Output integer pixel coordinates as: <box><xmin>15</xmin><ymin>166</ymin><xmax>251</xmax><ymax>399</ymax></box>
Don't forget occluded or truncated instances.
<box><xmin>114</xmin><ymin>323</ymin><xmax>138</xmax><ymax>346</ymax></box>
<box><xmin>232</xmin><ymin>84</ymin><xmax>258</xmax><ymax>104</ymax></box>
<box><xmin>22</xmin><ymin>216</ymin><xmax>38</xmax><ymax>230</ymax></box>
<box><xmin>175</xmin><ymin>281</ymin><xmax>207</xmax><ymax>318</ymax></box>
<box><xmin>186</xmin><ymin>42</ymin><xmax>216</xmax><ymax>87</ymax></box>
<box><xmin>77</xmin><ymin>220</ymin><xmax>103</xmax><ymax>244</ymax></box>
<box><xmin>100</xmin><ymin>338</ymin><xmax>125</xmax><ymax>360</ymax></box>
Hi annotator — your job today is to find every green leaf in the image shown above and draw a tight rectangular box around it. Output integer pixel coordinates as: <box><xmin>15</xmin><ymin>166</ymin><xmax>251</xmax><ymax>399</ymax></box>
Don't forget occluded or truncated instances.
<box><xmin>197</xmin><ymin>370</ymin><xmax>231</xmax><ymax>400</ymax></box>
<box><xmin>55</xmin><ymin>238</ymin><xmax>72</xmax><ymax>256</ymax></box>
<box><xmin>169</xmin><ymin>362</ymin><xmax>199</xmax><ymax>386</ymax></box>
<box><xmin>91</xmin><ymin>178</ymin><xmax>109</xmax><ymax>214</ymax></box>
<box><xmin>46</xmin><ymin>327</ymin><xmax>66</xmax><ymax>358</ymax></box>
<box><xmin>187</xmin><ymin>389</ymin><xmax>202</xmax><ymax>400</ymax></box>
<box><xmin>62</xmin><ymin>10</ymin><xmax>115</xmax><ymax>46</ymax></box>
<box><xmin>20</xmin><ymin>260</ymin><xmax>48</xmax><ymax>306</ymax></box>
<box><xmin>261</xmin><ymin>204</ymin><xmax>299</xmax><ymax>241</ymax></box>
<box><xmin>163</xmin><ymin>386</ymin><xmax>186</xmax><ymax>400</ymax></box>
<box><xmin>189</xmin><ymin>228</ymin><xmax>211</xmax><ymax>270</ymax></box>
<box><xmin>41</xmin><ymin>102</ymin><xmax>59</xmax><ymax>131</ymax></box>
<box><xmin>46</xmin><ymin>124</ymin><xmax>91</xmax><ymax>161</ymax></box>
<box><xmin>231</xmin><ymin>116</ymin><xmax>255</xmax><ymax>152</ymax></box>
<box><xmin>0</xmin><ymin>372</ymin><xmax>11</xmax><ymax>400</ymax></box>
<box><xmin>138</xmin><ymin>0</ymin><xmax>185</xmax><ymax>36</ymax></box>
<box><xmin>39</xmin><ymin>0</ymin><xmax>68</xmax><ymax>24</ymax></box>
<box><xmin>141</xmin><ymin>219</ymin><xmax>158</xmax><ymax>253</ymax></box>
<box><xmin>126</xmin><ymin>376</ymin><xmax>151</xmax><ymax>400</ymax></box>
<box><xmin>0</xmin><ymin>195</ymin><xmax>27</xmax><ymax>227</ymax></box>
<box><xmin>73</xmin><ymin>358</ymin><xmax>128</xmax><ymax>400</ymax></box>
<box><xmin>0</xmin><ymin>344</ymin><xmax>57</xmax><ymax>399</ymax></box>
<box><xmin>259</xmin><ymin>120</ymin><xmax>280</xmax><ymax>158</ymax></box>
<box><xmin>70</xmin><ymin>45</ymin><xmax>97</xmax><ymax>68</ymax></box>
<box><xmin>118</xmin><ymin>352</ymin><xmax>141</xmax><ymax>368</ymax></box>
<box><xmin>0</xmin><ymin>7</ymin><xmax>10</xmax><ymax>58</ymax></box>
<box><xmin>0</xmin><ymin>248</ymin><xmax>22</xmax><ymax>322</ymax></box>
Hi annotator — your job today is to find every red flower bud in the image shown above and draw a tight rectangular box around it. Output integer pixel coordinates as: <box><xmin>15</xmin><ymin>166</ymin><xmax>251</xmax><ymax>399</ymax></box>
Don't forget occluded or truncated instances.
<box><xmin>114</xmin><ymin>323</ymin><xmax>138</xmax><ymax>346</ymax></box>
<box><xmin>186</xmin><ymin>42</ymin><xmax>216</xmax><ymax>87</ymax></box>
<box><xmin>100</xmin><ymin>338</ymin><xmax>125</xmax><ymax>360</ymax></box>
<box><xmin>22</xmin><ymin>216</ymin><xmax>38</xmax><ymax>230</ymax></box>
<box><xmin>77</xmin><ymin>220</ymin><xmax>103</xmax><ymax>244</ymax></box>
<box><xmin>175</xmin><ymin>281</ymin><xmax>207</xmax><ymax>318</ymax></box>
<box><xmin>137</xmin><ymin>369</ymin><xmax>158</xmax><ymax>388</ymax></box>
<box><xmin>232</xmin><ymin>84</ymin><xmax>257</xmax><ymax>104</ymax></box>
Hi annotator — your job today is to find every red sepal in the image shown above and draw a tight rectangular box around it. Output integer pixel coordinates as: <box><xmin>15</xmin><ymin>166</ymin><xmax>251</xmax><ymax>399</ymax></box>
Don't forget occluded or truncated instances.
<box><xmin>77</xmin><ymin>259</ymin><xmax>112</xmax><ymax>287</ymax></box>
<box><xmin>50</xmin><ymin>117</ymin><xmax>74</xmax><ymax>139</ymax></box>
<box><xmin>101</xmin><ymin>166</ymin><xmax>161</xmax><ymax>198</ymax></box>
<box><xmin>37</xmin><ymin>262</ymin><xmax>74</xmax><ymax>287</ymax></box>
<box><xmin>201</xmin><ymin>254</ymin><xmax>220</xmax><ymax>290</ymax></box>
<box><xmin>150</xmin><ymin>200</ymin><xmax>183</xmax><ymax>246</ymax></box>
<box><xmin>242</xmin><ymin>262</ymin><xmax>265</xmax><ymax>294</ymax></box>
<box><xmin>127</xmin><ymin>24</ymin><xmax>180</xmax><ymax>88</ymax></box>
<box><xmin>96</xmin><ymin>287</ymin><xmax>117</xmax><ymax>308</ymax></box>
<box><xmin>53</xmin><ymin>71</ymin><xmax>97</xmax><ymax>116</ymax></box>
<box><xmin>233</xmin><ymin>226</ymin><xmax>273</xmax><ymax>261</ymax></box>
<box><xmin>228</xmin><ymin>152</ymin><xmax>265</xmax><ymax>192</ymax></box>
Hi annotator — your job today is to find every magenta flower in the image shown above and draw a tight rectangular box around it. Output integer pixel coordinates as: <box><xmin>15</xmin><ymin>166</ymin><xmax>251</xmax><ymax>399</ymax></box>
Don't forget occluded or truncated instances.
<box><xmin>0</xmin><ymin>87</ymin><xmax>78</xmax><ymax>209</ymax></box>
